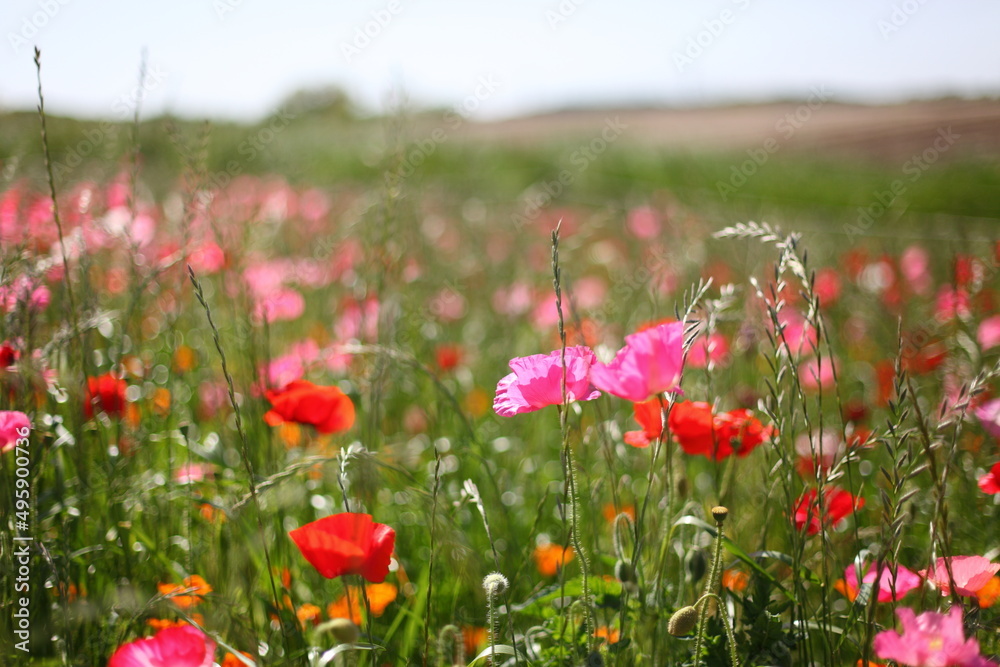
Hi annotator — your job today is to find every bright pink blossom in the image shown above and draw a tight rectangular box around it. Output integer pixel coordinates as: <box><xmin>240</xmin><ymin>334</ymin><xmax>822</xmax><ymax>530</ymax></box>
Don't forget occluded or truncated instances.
<box><xmin>979</xmin><ymin>461</ymin><xmax>1000</xmax><ymax>494</ymax></box>
<box><xmin>494</xmin><ymin>346</ymin><xmax>601</xmax><ymax>416</ymax></box>
<box><xmin>922</xmin><ymin>556</ymin><xmax>1000</xmax><ymax>597</ymax></box>
<box><xmin>874</xmin><ymin>607</ymin><xmax>998</xmax><ymax>667</ymax></box>
<box><xmin>0</xmin><ymin>411</ymin><xmax>30</xmax><ymax>454</ymax></box>
<box><xmin>975</xmin><ymin>397</ymin><xmax>1000</xmax><ymax>440</ymax></box>
<box><xmin>108</xmin><ymin>625</ymin><xmax>216</xmax><ymax>667</ymax></box>
<box><xmin>978</xmin><ymin>315</ymin><xmax>1000</xmax><ymax>351</ymax></box>
<box><xmin>841</xmin><ymin>562</ymin><xmax>921</xmax><ymax>602</ymax></box>
<box><xmin>687</xmin><ymin>332</ymin><xmax>729</xmax><ymax>368</ymax></box>
<box><xmin>590</xmin><ymin>322</ymin><xmax>683</xmax><ymax>402</ymax></box>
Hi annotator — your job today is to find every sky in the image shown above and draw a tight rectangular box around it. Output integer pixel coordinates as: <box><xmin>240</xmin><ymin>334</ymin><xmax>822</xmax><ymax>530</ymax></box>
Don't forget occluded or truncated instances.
<box><xmin>2</xmin><ymin>0</ymin><xmax>999</xmax><ymax>123</ymax></box>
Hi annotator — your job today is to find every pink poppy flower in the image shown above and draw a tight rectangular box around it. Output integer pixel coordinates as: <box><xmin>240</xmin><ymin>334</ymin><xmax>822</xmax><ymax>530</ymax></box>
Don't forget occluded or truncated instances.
<box><xmin>108</xmin><ymin>625</ymin><xmax>216</xmax><ymax>667</ymax></box>
<box><xmin>253</xmin><ymin>288</ymin><xmax>305</xmax><ymax>323</ymax></box>
<box><xmin>0</xmin><ymin>411</ymin><xmax>30</xmax><ymax>453</ymax></box>
<box><xmin>975</xmin><ymin>397</ymin><xmax>1000</xmax><ymax>440</ymax></box>
<box><xmin>922</xmin><ymin>556</ymin><xmax>1000</xmax><ymax>597</ymax></box>
<box><xmin>687</xmin><ymin>332</ymin><xmax>729</xmax><ymax>368</ymax></box>
<box><xmin>935</xmin><ymin>286</ymin><xmax>971</xmax><ymax>323</ymax></box>
<box><xmin>874</xmin><ymin>607</ymin><xmax>998</xmax><ymax>667</ymax></box>
<box><xmin>979</xmin><ymin>461</ymin><xmax>1000</xmax><ymax>494</ymax></box>
<box><xmin>590</xmin><ymin>322</ymin><xmax>683</xmax><ymax>402</ymax></box>
<box><xmin>978</xmin><ymin>316</ymin><xmax>1000</xmax><ymax>351</ymax></box>
<box><xmin>626</xmin><ymin>205</ymin><xmax>661</xmax><ymax>239</ymax></box>
<box><xmin>839</xmin><ymin>562</ymin><xmax>921</xmax><ymax>602</ymax></box>
<box><xmin>799</xmin><ymin>356</ymin><xmax>837</xmax><ymax>391</ymax></box>
<box><xmin>900</xmin><ymin>245</ymin><xmax>932</xmax><ymax>296</ymax></box>
<box><xmin>494</xmin><ymin>346</ymin><xmax>601</xmax><ymax>417</ymax></box>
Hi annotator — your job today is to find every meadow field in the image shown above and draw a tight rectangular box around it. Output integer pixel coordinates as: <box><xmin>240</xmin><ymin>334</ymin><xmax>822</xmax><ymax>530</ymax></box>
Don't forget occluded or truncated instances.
<box><xmin>2</xmin><ymin>79</ymin><xmax>1000</xmax><ymax>666</ymax></box>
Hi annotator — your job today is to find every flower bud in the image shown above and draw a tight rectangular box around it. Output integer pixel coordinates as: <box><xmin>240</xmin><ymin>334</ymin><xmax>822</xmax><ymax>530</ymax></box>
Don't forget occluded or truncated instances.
<box><xmin>668</xmin><ymin>605</ymin><xmax>699</xmax><ymax>636</ymax></box>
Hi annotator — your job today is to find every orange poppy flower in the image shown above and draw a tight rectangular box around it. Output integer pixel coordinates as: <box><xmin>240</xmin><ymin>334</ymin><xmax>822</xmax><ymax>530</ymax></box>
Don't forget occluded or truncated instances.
<box><xmin>326</xmin><ymin>583</ymin><xmax>398</xmax><ymax>624</ymax></box>
<box><xmin>977</xmin><ymin>576</ymin><xmax>1000</xmax><ymax>608</ymax></box>
<box><xmin>533</xmin><ymin>544</ymin><xmax>574</xmax><ymax>577</ymax></box>
<box><xmin>602</xmin><ymin>503</ymin><xmax>636</xmax><ymax>523</ymax></box>
<box><xmin>157</xmin><ymin>575</ymin><xmax>212</xmax><ymax>609</ymax></box>
<box><xmin>594</xmin><ymin>626</ymin><xmax>620</xmax><ymax>643</ymax></box>
<box><xmin>296</xmin><ymin>603</ymin><xmax>322</xmax><ymax>627</ymax></box>
<box><xmin>264</xmin><ymin>380</ymin><xmax>355</xmax><ymax>434</ymax></box>
<box><xmin>222</xmin><ymin>651</ymin><xmax>256</xmax><ymax>666</ymax></box>
<box><xmin>722</xmin><ymin>569</ymin><xmax>749</xmax><ymax>593</ymax></box>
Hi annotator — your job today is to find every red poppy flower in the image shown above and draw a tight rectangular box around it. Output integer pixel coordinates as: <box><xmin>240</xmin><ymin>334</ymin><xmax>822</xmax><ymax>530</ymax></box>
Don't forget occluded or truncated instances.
<box><xmin>264</xmin><ymin>380</ymin><xmax>355</xmax><ymax>434</ymax></box>
<box><xmin>85</xmin><ymin>373</ymin><xmax>127</xmax><ymax>418</ymax></box>
<box><xmin>980</xmin><ymin>462</ymin><xmax>1000</xmax><ymax>494</ymax></box>
<box><xmin>794</xmin><ymin>487</ymin><xmax>864</xmax><ymax>535</ymax></box>
<box><xmin>289</xmin><ymin>513</ymin><xmax>395</xmax><ymax>583</ymax></box>
<box><xmin>624</xmin><ymin>398</ymin><xmax>664</xmax><ymax>448</ymax></box>
<box><xmin>665</xmin><ymin>401</ymin><xmax>774</xmax><ymax>460</ymax></box>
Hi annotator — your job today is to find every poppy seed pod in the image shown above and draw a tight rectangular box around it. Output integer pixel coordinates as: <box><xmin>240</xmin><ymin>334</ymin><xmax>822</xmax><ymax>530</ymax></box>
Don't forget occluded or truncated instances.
<box><xmin>711</xmin><ymin>506</ymin><xmax>729</xmax><ymax>525</ymax></box>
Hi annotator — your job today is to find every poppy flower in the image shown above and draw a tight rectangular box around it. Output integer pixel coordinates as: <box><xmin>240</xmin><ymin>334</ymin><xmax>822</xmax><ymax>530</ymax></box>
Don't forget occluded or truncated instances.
<box><xmin>264</xmin><ymin>380</ymin><xmax>355</xmax><ymax>434</ymax></box>
<box><xmin>665</xmin><ymin>401</ymin><xmax>773</xmax><ymax>459</ymax></box>
<box><xmin>0</xmin><ymin>341</ymin><xmax>18</xmax><ymax>367</ymax></box>
<box><xmin>326</xmin><ymin>583</ymin><xmax>398</xmax><ymax>624</ymax></box>
<box><xmin>493</xmin><ymin>346</ymin><xmax>600</xmax><ymax>417</ymax></box>
<box><xmin>978</xmin><ymin>576</ymin><xmax>1000</xmax><ymax>609</ymax></box>
<box><xmin>921</xmin><ymin>556</ymin><xmax>1000</xmax><ymax>598</ymax></box>
<box><xmin>157</xmin><ymin>575</ymin><xmax>212</xmax><ymax>609</ymax></box>
<box><xmin>722</xmin><ymin>569</ymin><xmax>749</xmax><ymax>593</ymax></box>
<box><xmin>978</xmin><ymin>315</ymin><xmax>1000</xmax><ymax>351</ymax></box>
<box><xmin>85</xmin><ymin>373</ymin><xmax>127</xmax><ymax>419</ymax></box>
<box><xmin>222</xmin><ymin>651</ymin><xmax>256</xmax><ymax>667</ymax></box>
<box><xmin>793</xmin><ymin>487</ymin><xmax>864</xmax><ymax>535</ymax></box>
<box><xmin>289</xmin><ymin>513</ymin><xmax>395</xmax><ymax>583</ymax></box>
<box><xmin>108</xmin><ymin>625</ymin><xmax>216</xmax><ymax>667</ymax></box>
<box><xmin>624</xmin><ymin>398</ymin><xmax>664</xmax><ymax>448</ymax></box>
<box><xmin>0</xmin><ymin>410</ymin><xmax>30</xmax><ymax>454</ymax></box>
<box><xmin>976</xmin><ymin>398</ymin><xmax>1000</xmax><ymax>441</ymax></box>
<box><xmin>980</xmin><ymin>462</ymin><xmax>1000</xmax><ymax>494</ymax></box>
<box><xmin>834</xmin><ymin>562</ymin><xmax>921</xmax><ymax>603</ymax></box>
<box><xmin>874</xmin><ymin>607</ymin><xmax>998</xmax><ymax>667</ymax></box>
<box><xmin>533</xmin><ymin>543</ymin><xmax>574</xmax><ymax>577</ymax></box>
<box><xmin>590</xmin><ymin>322</ymin><xmax>683</xmax><ymax>401</ymax></box>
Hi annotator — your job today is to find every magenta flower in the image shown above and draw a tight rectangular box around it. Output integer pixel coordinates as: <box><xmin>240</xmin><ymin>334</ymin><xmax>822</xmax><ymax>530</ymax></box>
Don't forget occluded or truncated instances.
<box><xmin>874</xmin><ymin>607</ymin><xmax>998</xmax><ymax>667</ymax></box>
<box><xmin>494</xmin><ymin>346</ymin><xmax>600</xmax><ymax>417</ymax></box>
<box><xmin>108</xmin><ymin>625</ymin><xmax>216</xmax><ymax>667</ymax></box>
<box><xmin>0</xmin><ymin>410</ymin><xmax>30</xmax><ymax>454</ymax></box>
<box><xmin>589</xmin><ymin>322</ymin><xmax>683</xmax><ymax>402</ymax></box>
<box><xmin>978</xmin><ymin>315</ymin><xmax>1000</xmax><ymax>351</ymax></box>
<box><xmin>922</xmin><ymin>556</ymin><xmax>1000</xmax><ymax>597</ymax></box>
<box><xmin>975</xmin><ymin>397</ymin><xmax>1000</xmax><ymax>441</ymax></box>
<box><xmin>842</xmin><ymin>561</ymin><xmax>921</xmax><ymax>602</ymax></box>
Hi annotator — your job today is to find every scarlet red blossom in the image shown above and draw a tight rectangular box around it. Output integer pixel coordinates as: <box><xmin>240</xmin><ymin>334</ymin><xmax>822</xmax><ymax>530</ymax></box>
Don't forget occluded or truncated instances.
<box><xmin>264</xmin><ymin>380</ymin><xmax>355</xmax><ymax>434</ymax></box>
<box><xmin>793</xmin><ymin>487</ymin><xmax>864</xmax><ymax>535</ymax></box>
<box><xmin>651</xmin><ymin>400</ymin><xmax>773</xmax><ymax>459</ymax></box>
<box><xmin>289</xmin><ymin>513</ymin><xmax>395</xmax><ymax>583</ymax></box>
<box><xmin>84</xmin><ymin>373</ymin><xmax>127</xmax><ymax>419</ymax></box>
<box><xmin>979</xmin><ymin>462</ymin><xmax>1000</xmax><ymax>494</ymax></box>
